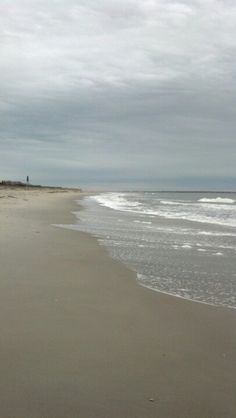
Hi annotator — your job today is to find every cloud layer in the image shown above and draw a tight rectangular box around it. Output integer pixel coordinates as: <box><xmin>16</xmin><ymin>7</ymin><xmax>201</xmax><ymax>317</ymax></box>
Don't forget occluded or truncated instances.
<box><xmin>1</xmin><ymin>0</ymin><xmax>236</xmax><ymax>189</ymax></box>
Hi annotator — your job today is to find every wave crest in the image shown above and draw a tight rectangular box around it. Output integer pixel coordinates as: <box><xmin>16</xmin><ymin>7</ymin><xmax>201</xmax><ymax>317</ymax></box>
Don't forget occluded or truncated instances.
<box><xmin>198</xmin><ymin>197</ymin><xmax>235</xmax><ymax>204</ymax></box>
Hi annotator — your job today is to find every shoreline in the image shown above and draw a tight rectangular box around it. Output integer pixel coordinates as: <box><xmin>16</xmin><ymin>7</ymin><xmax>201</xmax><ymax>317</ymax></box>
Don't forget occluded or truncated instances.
<box><xmin>58</xmin><ymin>195</ymin><xmax>234</xmax><ymax>312</ymax></box>
<box><xmin>0</xmin><ymin>189</ymin><xmax>236</xmax><ymax>417</ymax></box>
<box><xmin>139</xmin><ymin>281</ymin><xmax>236</xmax><ymax>311</ymax></box>
<box><xmin>73</xmin><ymin>194</ymin><xmax>236</xmax><ymax>312</ymax></box>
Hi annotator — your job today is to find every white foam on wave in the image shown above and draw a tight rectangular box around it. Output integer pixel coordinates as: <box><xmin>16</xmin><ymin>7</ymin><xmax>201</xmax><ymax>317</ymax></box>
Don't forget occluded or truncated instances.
<box><xmin>91</xmin><ymin>193</ymin><xmax>236</xmax><ymax>227</ymax></box>
<box><xmin>160</xmin><ymin>200</ymin><xmax>192</xmax><ymax>206</ymax></box>
<box><xmin>198</xmin><ymin>197</ymin><xmax>235</xmax><ymax>204</ymax></box>
<box><xmin>197</xmin><ymin>231</ymin><xmax>236</xmax><ymax>237</ymax></box>
<box><xmin>182</xmin><ymin>244</ymin><xmax>192</xmax><ymax>249</ymax></box>
<box><xmin>133</xmin><ymin>220</ymin><xmax>152</xmax><ymax>225</ymax></box>
<box><xmin>146</xmin><ymin>208</ymin><xmax>236</xmax><ymax>228</ymax></box>
<box><xmin>91</xmin><ymin>193</ymin><xmax>141</xmax><ymax>212</ymax></box>
<box><xmin>160</xmin><ymin>200</ymin><xmax>178</xmax><ymax>205</ymax></box>
<box><xmin>148</xmin><ymin>210</ymin><xmax>236</xmax><ymax>228</ymax></box>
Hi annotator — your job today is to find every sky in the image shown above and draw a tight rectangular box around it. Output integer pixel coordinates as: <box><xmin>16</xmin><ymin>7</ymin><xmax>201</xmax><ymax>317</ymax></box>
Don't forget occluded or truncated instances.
<box><xmin>1</xmin><ymin>0</ymin><xmax>236</xmax><ymax>190</ymax></box>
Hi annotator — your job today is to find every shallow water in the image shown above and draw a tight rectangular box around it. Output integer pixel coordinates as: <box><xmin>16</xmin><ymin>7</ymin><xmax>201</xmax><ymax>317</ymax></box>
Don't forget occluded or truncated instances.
<box><xmin>72</xmin><ymin>191</ymin><xmax>236</xmax><ymax>309</ymax></box>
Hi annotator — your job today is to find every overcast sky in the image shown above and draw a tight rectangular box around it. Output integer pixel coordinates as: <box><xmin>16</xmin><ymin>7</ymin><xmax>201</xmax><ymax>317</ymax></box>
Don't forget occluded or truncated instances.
<box><xmin>1</xmin><ymin>0</ymin><xmax>236</xmax><ymax>189</ymax></box>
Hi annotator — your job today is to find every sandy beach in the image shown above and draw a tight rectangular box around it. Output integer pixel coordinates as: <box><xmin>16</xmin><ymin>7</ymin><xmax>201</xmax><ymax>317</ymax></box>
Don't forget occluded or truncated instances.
<box><xmin>0</xmin><ymin>188</ymin><xmax>235</xmax><ymax>418</ymax></box>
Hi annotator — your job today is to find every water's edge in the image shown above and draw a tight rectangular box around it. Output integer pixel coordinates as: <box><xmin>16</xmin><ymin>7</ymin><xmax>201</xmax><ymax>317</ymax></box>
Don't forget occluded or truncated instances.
<box><xmin>55</xmin><ymin>194</ymin><xmax>236</xmax><ymax>311</ymax></box>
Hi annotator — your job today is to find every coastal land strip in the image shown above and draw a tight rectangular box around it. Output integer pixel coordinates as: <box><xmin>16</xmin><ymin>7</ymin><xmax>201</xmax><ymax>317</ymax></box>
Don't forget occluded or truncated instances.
<box><xmin>0</xmin><ymin>187</ymin><xmax>235</xmax><ymax>417</ymax></box>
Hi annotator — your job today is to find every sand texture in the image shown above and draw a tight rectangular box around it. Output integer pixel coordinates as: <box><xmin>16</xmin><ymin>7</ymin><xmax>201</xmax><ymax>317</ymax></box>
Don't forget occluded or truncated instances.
<box><xmin>0</xmin><ymin>188</ymin><xmax>235</xmax><ymax>417</ymax></box>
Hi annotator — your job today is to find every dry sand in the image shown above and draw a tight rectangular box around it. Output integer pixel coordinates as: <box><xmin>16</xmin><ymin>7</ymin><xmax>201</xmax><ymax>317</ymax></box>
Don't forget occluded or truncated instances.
<box><xmin>0</xmin><ymin>188</ymin><xmax>235</xmax><ymax>418</ymax></box>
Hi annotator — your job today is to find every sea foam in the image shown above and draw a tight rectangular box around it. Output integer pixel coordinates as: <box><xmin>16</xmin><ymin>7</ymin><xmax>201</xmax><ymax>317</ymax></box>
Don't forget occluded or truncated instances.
<box><xmin>198</xmin><ymin>197</ymin><xmax>235</xmax><ymax>204</ymax></box>
<box><xmin>73</xmin><ymin>192</ymin><xmax>236</xmax><ymax>309</ymax></box>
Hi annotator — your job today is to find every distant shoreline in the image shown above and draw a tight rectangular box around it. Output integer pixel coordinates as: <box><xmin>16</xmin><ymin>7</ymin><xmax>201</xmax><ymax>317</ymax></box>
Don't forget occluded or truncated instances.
<box><xmin>0</xmin><ymin>181</ymin><xmax>81</xmax><ymax>192</ymax></box>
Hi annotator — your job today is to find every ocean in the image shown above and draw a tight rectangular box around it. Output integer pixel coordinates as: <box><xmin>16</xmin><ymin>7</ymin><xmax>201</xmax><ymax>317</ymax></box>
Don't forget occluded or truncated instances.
<box><xmin>71</xmin><ymin>191</ymin><xmax>236</xmax><ymax>309</ymax></box>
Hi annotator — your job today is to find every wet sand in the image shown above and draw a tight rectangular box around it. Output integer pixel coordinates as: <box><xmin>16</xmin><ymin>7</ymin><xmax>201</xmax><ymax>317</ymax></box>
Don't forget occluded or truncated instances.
<box><xmin>0</xmin><ymin>189</ymin><xmax>235</xmax><ymax>417</ymax></box>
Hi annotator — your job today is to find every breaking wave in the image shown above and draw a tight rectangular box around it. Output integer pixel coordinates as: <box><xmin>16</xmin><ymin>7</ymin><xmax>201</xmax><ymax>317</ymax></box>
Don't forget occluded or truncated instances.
<box><xmin>198</xmin><ymin>197</ymin><xmax>235</xmax><ymax>204</ymax></box>
<box><xmin>92</xmin><ymin>193</ymin><xmax>236</xmax><ymax>227</ymax></box>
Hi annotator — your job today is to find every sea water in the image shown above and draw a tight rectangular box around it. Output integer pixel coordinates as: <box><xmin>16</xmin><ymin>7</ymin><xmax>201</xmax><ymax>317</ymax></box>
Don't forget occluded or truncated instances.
<box><xmin>72</xmin><ymin>192</ymin><xmax>236</xmax><ymax>309</ymax></box>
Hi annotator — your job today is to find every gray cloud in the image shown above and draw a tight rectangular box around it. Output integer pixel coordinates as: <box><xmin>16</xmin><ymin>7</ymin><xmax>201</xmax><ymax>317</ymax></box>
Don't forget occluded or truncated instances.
<box><xmin>1</xmin><ymin>0</ymin><xmax>236</xmax><ymax>189</ymax></box>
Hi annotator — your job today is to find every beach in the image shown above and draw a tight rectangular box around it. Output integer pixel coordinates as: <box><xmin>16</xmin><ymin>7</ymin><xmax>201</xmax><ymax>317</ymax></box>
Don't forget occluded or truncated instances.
<box><xmin>0</xmin><ymin>188</ymin><xmax>235</xmax><ymax>418</ymax></box>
